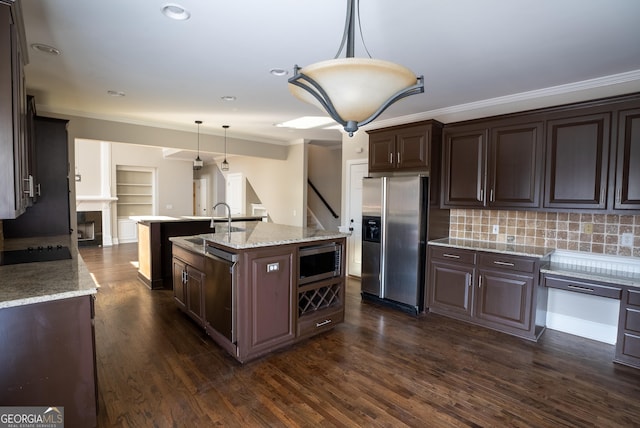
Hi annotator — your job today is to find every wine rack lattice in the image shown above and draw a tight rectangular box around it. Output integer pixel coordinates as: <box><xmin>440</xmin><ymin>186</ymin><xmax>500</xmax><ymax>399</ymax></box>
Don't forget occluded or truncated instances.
<box><xmin>298</xmin><ymin>282</ymin><xmax>342</xmax><ymax>316</ymax></box>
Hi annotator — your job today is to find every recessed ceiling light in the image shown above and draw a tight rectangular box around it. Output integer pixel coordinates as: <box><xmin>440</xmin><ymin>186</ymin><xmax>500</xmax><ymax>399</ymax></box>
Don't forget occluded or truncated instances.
<box><xmin>107</xmin><ymin>90</ymin><xmax>126</xmax><ymax>97</ymax></box>
<box><xmin>161</xmin><ymin>4</ymin><xmax>190</xmax><ymax>20</ymax></box>
<box><xmin>221</xmin><ymin>95</ymin><xmax>236</xmax><ymax>102</ymax></box>
<box><xmin>275</xmin><ymin>116</ymin><xmax>335</xmax><ymax>129</ymax></box>
<box><xmin>31</xmin><ymin>43</ymin><xmax>60</xmax><ymax>55</ymax></box>
<box><xmin>270</xmin><ymin>68</ymin><xmax>288</xmax><ymax>77</ymax></box>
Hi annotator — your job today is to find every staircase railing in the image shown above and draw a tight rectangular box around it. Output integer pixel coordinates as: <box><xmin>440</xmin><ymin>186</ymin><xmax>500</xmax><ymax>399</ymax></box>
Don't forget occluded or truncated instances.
<box><xmin>307</xmin><ymin>179</ymin><xmax>339</xmax><ymax>219</ymax></box>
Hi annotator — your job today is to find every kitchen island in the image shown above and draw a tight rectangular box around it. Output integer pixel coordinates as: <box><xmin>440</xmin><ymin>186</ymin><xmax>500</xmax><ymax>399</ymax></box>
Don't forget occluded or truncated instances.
<box><xmin>133</xmin><ymin>214</ymin><xmax>265</xmax><ymax>289</ymax></box>
<box><xmin>0</xmin><ymin>235</ymin><xmax>98</xmax><ymax>427</ymax></box>
<box><xmin>170</xmin><ymin>222</ymin><xmax>348</xmax><ymax>363</ymax></box>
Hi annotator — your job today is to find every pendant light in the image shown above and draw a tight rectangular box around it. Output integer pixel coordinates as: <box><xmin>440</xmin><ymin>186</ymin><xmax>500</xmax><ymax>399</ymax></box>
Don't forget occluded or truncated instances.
<box><xmin>288</xmin><ymin>0</ymin><xmax>423</xmax><ymax>136</ymax></box>
<box><xmin>221</xmin><ymin>125</ymin><xmax>230</xmax><ymax>171</ymax></box>
<box><xmin>193</xmin><ymin>120</ymin><xmax>203</xmax><ymax>170</ymax></box>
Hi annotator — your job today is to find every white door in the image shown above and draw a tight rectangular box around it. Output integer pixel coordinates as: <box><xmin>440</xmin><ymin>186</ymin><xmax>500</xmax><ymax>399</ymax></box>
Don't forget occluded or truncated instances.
<box><xmin>193</xmin><ymin>178</ymin><xmax>208</xmax><ymax>216</ymax></box>
<box><xmin>346</xmin><ymin>160</ymin><xmax>368</xmax><ymax>277</ymax></box>
<box><xmin>226</xmin><ymin>173</ymin><xmax>245</xmax><ymax>215</ymax></box>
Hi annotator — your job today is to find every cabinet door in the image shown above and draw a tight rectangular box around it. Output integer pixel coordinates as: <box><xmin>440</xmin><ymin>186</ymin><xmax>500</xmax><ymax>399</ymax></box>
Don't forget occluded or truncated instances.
<box><xmin>396</xmin><ymin>125</ymin><xmax>430</xmax><ymax>170</ymax></box>
<box><xmin>475</xmin><ymin>270</ymin><xmax>532</xmax><ymax>332</ymax></box>
<box><xmin>544</xmin><ymin>113</ymin><xmax>610</xmax><ymax>209</ymax></box>
<box><xmin>368</xmin><ymin>131</ymin><xmax>395</xmax><ymax>172</ymax></box>
<box><xmin>428</xmin><ymin>260</ymin><xmax>474</xmax><ymax>318</ymax></box>
<box><xmin>488</xmin><ymin>122</ymin><xmax>543</xmax><ymax>208</ymax></box>
<box><xmin>186</xmin><ymin>266</ymin><xmax>204</xmax><ymax>325</ymax></box>
<box><xmin>172</xmin><ymin>257</ymin><xmax>186</xmax><ymax>310</ymax></box>
<box><xmin>442</xmin><ymin>128</ymin><xmax>488</xmax><ymax>207</ymax></box>
<box><xmin>614</xmin><ymin>109</ymin><xmax>640</xmax><ymax>210</ymax></box>
<box><xmin>246</xmin><ymin>249</ymin><xmax>295</xmax><ymax>355</ymax></box>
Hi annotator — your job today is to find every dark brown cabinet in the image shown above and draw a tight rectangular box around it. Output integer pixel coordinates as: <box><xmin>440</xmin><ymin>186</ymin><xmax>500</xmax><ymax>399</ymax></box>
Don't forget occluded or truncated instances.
<box><xmin>428</xmin><ymin>247</ymin><xmax>475</xmax><ymax>318</ymax></box>
<box><xmin>427</xmin><ymin>245</ymin><xmax>547</xmax><ymax>341</ymax></box>
<box><xmin>368</xmin><ymin>121</ymin><xmax>442</xmax><ymax>173</ymax></box>
<box><xmin>442</xmin><ymin>120</ymin><xmax>543</xmax><ymax>209</ymax></box>
<box><xmin>3</xmin><ymin>116</ymin><xmax>71</xmax><ymax>237</ymax></box>
<box><xmin>0</xmin><ymin>1</ymin><xmax>31</xmax><ymax>219</ymax></box>
<box><xmin>544</xmin><ymin>112</ymin><xmax>611</xmax><ymax>209</ymax></box>
<box><xmin>613</xmin><ymin>108</ymin><xmax>640</xmax><ymax>210</ymax></box>
<box><xmin>615</xmin><ymin>288</ymin><xmax>640</xmax><ymax>369</ymax></box>
<box><xmin>172</xmin><ymin>245</ymin><xmax>205</xmax><ymax>326</ymax></box>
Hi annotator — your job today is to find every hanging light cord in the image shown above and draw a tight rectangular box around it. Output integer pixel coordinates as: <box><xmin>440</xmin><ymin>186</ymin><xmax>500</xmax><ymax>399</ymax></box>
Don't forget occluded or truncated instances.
<box><xmin>333</xmin><ymin>0</ymin><xmax>372</xmax><ymax>59</ymax></box>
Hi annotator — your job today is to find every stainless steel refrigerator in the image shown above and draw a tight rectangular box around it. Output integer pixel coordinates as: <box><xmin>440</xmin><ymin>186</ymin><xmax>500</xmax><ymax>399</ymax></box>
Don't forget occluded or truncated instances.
<box><xmin>361</xmin><ymin>176</ymin><xmax>429</xmax><ymax>314</ymax></box>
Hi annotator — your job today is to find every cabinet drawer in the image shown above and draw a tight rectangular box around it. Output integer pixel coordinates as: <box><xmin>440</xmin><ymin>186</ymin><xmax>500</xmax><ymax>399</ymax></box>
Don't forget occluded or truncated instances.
<box><xmin>429</xmin><ymin>246</ymin><xmax>476</xmax><ymax>264</ymax></box>
<box><xmin>172</xmin><ymin>245</ymin><xmax>205</xmax><ymax>270</ymax></box>
<box><xmin>628</xmin><ymin>289</ymin><xmax>640</xmax><ymax>306</ymax></box>
<box><xmin>620</xmin><ymin>332</ymin><xmax>640</xmax><ymax>359</ymax></box>
<box><xmin>544</xmin><ymin>275</ymin><xmax>622</xmax><ymax>299</ymax></box>
<box><xmin>478</xmin><ymin>253</ymin><xmax>535</xmax><ymax>273</ymax></box>
<box><xmin>298</xmin><ymin>309</ymin><xmax>344</xmax><ymax>339</ymax></box>
<box><xmin>624</xmin><ymin>308</ymin><xmax>640</xmax><ymax>334</ymax></box>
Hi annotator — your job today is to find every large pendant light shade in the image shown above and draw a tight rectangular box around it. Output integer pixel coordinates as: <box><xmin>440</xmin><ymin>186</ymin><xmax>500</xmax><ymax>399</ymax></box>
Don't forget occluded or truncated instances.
<box><xmin>288</xmin><ymin>0</ymin><xmax>424</xmax><ymax>136</ymax></box>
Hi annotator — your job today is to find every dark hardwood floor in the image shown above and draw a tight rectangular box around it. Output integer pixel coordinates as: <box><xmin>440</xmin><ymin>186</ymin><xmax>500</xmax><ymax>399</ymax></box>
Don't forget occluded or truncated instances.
<box><xmin>81</xmin><ymin>243</ymin><xmax>640</xmax><ymax>427</ymax></box>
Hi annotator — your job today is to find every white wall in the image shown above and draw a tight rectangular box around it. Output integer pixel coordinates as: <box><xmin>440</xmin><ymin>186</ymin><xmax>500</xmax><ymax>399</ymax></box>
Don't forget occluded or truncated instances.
<box><xmin>223</xmin><ymin>142</ymin><xmax>306</xmax><ymax>227</ymax></box>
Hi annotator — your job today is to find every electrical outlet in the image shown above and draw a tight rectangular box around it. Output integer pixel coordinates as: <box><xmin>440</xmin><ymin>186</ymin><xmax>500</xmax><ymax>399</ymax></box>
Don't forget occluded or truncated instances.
<box><xmin>621</xmin><ymin>233</ymin><xmax>633</xmax><ymax>247</ymax></box>
<box><xmin>492</xmin><ymin>224</ymin><xmax>499</xmax><ymax>234</ymax></box>
<box><xmin>582</xmin><ymin>223</ymin><xmax>593</xmax><ymax>234</ymax></box>
<box><xmin>507</xmin><ymin>235</ymin><xmax>515</xmax><ymax>243</ymax></box>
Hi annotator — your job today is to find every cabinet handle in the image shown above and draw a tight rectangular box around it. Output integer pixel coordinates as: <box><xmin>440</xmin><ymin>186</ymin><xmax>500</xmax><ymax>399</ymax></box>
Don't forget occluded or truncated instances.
<box><xmin>478</xmin><ymin>188</ymin><xmax>484</xmax><ymax>202</ymax></box>
<box><xmin>36</xmin><ymin>183</ymin><xmax>41</xmax><ymax>196</ymax></box>
<box><xmin>616</xmin><ymin>188</ymin><xmax>622</xmax><ymax>204</ymax></box>
<box><xmin>397</xmin><ymin>152</ymin><xmax>401</xmax><ymax>164</ymax></box>
<box><xmin>478</xmin><ymin>275</ymin><xmax>483</xmax><ymax>288</ymax></box>
<box><xmin>389</xmin><ymin>152</ymin><xmax>393</xmax><ymax>164</ymax></box>
<box><xmin>600</xmin><ymin>184</ymin><xmax>605</xmax><ymax>205</ymax></box>
<box><xmin>466</xmin><ymin>273</ymin><xmax>471</xmax><ymax>288</ymax></box>
<box><xmin>490</xmin><ymin>189</ymin><xmax>494</xmax><ymax>202</ymax></box>
<box><xmin>316</xmin><ymin>319</ymin><xmax>332</xmax><ymax>327</ymax></box>
<box><xmin>493</xmin><ymin>261</ymin><xmax>515</xmax><ymax>267</ymax></box>
<box><xmin>567</xmin><ymin>284</ymin><xmax>594</xmax><ymax>293</ymax></box>
<box><xmin>23</xmin><ymin>176</ymin><xmax>34</xmax><ymax>197</ymax></box>
<box><xmin>442</xmin><ymin>253</ymin><xmax>460</xmax><ymax>259</ymax></box>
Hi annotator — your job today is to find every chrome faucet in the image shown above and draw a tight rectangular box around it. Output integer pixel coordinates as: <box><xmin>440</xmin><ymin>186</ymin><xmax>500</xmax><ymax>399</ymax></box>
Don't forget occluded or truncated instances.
<box><xmin>211</xmin><ymin>202</ymin><xmax>232</xmax><ymax>240</ymax></box>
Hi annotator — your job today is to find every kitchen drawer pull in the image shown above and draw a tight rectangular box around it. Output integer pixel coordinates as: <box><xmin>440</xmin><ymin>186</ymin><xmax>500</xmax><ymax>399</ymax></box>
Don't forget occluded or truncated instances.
<box><xmin>316</xmin><ymin>319</ymin><xmax>332</xmax><ymax>327</ymax></box>
<box><xmin>442</xmin><ymin>253</ymin><xmax>461</xmax><ymax>259</ymax></box>
<box><xmin>493</xmin><ymin>261</ymin><xmax>515</xmax><ymax>267</ymax></box>
<box><xmin>567</xmin><ymin>284</ymin><xmax>594</xmax><ymax>293</ymax></box>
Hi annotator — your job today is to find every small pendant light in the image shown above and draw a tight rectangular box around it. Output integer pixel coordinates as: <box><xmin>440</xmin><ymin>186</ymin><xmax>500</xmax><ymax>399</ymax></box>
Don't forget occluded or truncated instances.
<box><xmin>221</xmin><ymin>125</ymin><xmax>230</xmax><ymax>171</ymax></box>
<box><xmin>193</xmin><ymin>120</ymin><xmax>204</xmax><ymax>170</ymax></box>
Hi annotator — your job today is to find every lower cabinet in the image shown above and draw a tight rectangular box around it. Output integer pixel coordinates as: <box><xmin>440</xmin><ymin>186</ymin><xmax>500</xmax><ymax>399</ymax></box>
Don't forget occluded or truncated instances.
<box><xmin>172</xmin><ymin>245</ymin><xmax>205</xmax><ymax>326</ymax></box>
<box><xmin>297</xmin><ymin>277</ymin><xmax>345</xmax><ymax>339</ymax></box>
<box><xmin>428</xmin><ymin>245</ymin><xmax>547</xmax><ymax>341</ymax></box>
<box><xmin>615</xmin><ymin>288</ymin><xmax>640</xmax><ymax>369</ymax></box>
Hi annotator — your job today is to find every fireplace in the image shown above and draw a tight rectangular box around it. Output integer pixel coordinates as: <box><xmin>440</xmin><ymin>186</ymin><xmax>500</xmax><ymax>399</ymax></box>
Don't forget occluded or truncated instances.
<box><xmin>77</xmin><ymin>211</ymin><xmax>103</xmax><ymax>247</ymax></box>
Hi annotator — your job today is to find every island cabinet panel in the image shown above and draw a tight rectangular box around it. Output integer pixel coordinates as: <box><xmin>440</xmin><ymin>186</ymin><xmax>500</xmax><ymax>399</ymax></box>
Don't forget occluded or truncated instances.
<box><xmin>544</xmin><ymin>112</ymin><xmax>611</xmax><ymax>209</ymax></box>
<box><xmin>172</xmin><ymin>244</ymin><xmax>205</xmax><ymax>326</ymax></box>
<box><xmin>615</xmin><ymin>288</ymin><xmax>640</xmax><ymax>369</ymax></box>
<box><xmin>614</xmin><ymin>108</ymin><xmax>640</xmax><ymax>210</ymax></box>
<box><xmin>367</xmin><ymin>121</ymin><xmax>442</xmax><ymax>173</ymax></box>
<box><xmin>240</xmin><ymin>246</ymin><xmax>295</xmax><ymax>361</ymax></box>
<box><xmin>427</xmin><ymin>245</ymin><xmax>546</xmax><ymax>341</ymax></box>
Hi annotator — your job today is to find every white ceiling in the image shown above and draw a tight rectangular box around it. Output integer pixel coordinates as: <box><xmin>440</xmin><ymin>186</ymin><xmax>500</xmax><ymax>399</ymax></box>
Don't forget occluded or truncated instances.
<box><xmin>20</xmin><ymin>0</ymin><xmax>640</xmax><ymax>157</ymax></box>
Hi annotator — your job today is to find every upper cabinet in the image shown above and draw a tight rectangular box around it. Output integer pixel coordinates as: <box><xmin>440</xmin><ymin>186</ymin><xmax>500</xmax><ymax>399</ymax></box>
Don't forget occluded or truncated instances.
<box><xmin>368</xmin><ymin>121</ymin><xmax>442</xmax><ymax>173</ymax></box>
<box><xmin>441</xmin><ymin>93</ymin><xmax>640</xmax><ymax>213</ymax></box>
<box><xmin>442</xmin><ymin>119</ymin><xmax>543</xmax><ymax>209</ymax></box>
<box><xmin>614</xmin><ymin>108</ymin><xmax>640</xmax><ymax>210</ymax></box>
<box><xmin>0</xmin><ymin>1</ymin><xmax>31</xmax><ymax>219</ymax></box>
<box><xmin>544</xmin><ymin>112</ymin><xmax>610</xmax><ymax>210</ymax></box>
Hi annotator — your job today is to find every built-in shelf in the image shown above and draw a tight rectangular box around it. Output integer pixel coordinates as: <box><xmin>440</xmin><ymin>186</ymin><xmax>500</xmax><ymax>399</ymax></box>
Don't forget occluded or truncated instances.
<box><xmin>116</xmin><ymin>167</ymin><xmax>155</xmax><ymax>218</ymax></box>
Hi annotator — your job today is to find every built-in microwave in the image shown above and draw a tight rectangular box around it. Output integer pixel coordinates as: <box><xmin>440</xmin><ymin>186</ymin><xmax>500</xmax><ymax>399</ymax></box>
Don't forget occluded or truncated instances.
<box><xmin>298</xmin><ymin>242</ymin><xmax>342</xmax><ymax>285</ymax></box>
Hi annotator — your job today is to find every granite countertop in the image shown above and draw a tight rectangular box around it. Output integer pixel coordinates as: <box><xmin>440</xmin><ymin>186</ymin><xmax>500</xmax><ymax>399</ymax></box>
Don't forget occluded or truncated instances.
<box><xmin>131</xmin><ymin>215</ymin><xmax>265</xmax><ymax>224</ymax></box>
<box><xmin>428</xmin><ymin>237</ymin><xmax>553</xmax><ymax>258</ymax></box>
<box><xmin>0</xmin><ymin>235</ymin><xmax>98</xmax><ymax>309</ymax></box>
<box><xmin>170</xmin><ymin>221</ymin><xmax>349</xmax><ymax>252</ymax></box>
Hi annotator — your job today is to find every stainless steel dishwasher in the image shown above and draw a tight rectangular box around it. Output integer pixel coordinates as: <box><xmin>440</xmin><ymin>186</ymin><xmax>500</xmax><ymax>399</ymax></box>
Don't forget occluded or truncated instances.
<box><xmin>204</xmin><ymin>244</ymin><xmax>238</xmax><ymax>343</ymax></box>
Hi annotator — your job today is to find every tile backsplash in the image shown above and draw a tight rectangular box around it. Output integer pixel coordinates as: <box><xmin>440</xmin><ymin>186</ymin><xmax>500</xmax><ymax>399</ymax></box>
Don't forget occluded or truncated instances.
<box><xmin>449</xmin><ymin>209</ymin><xmax>640</xmax><ymax>258</ymax></box>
